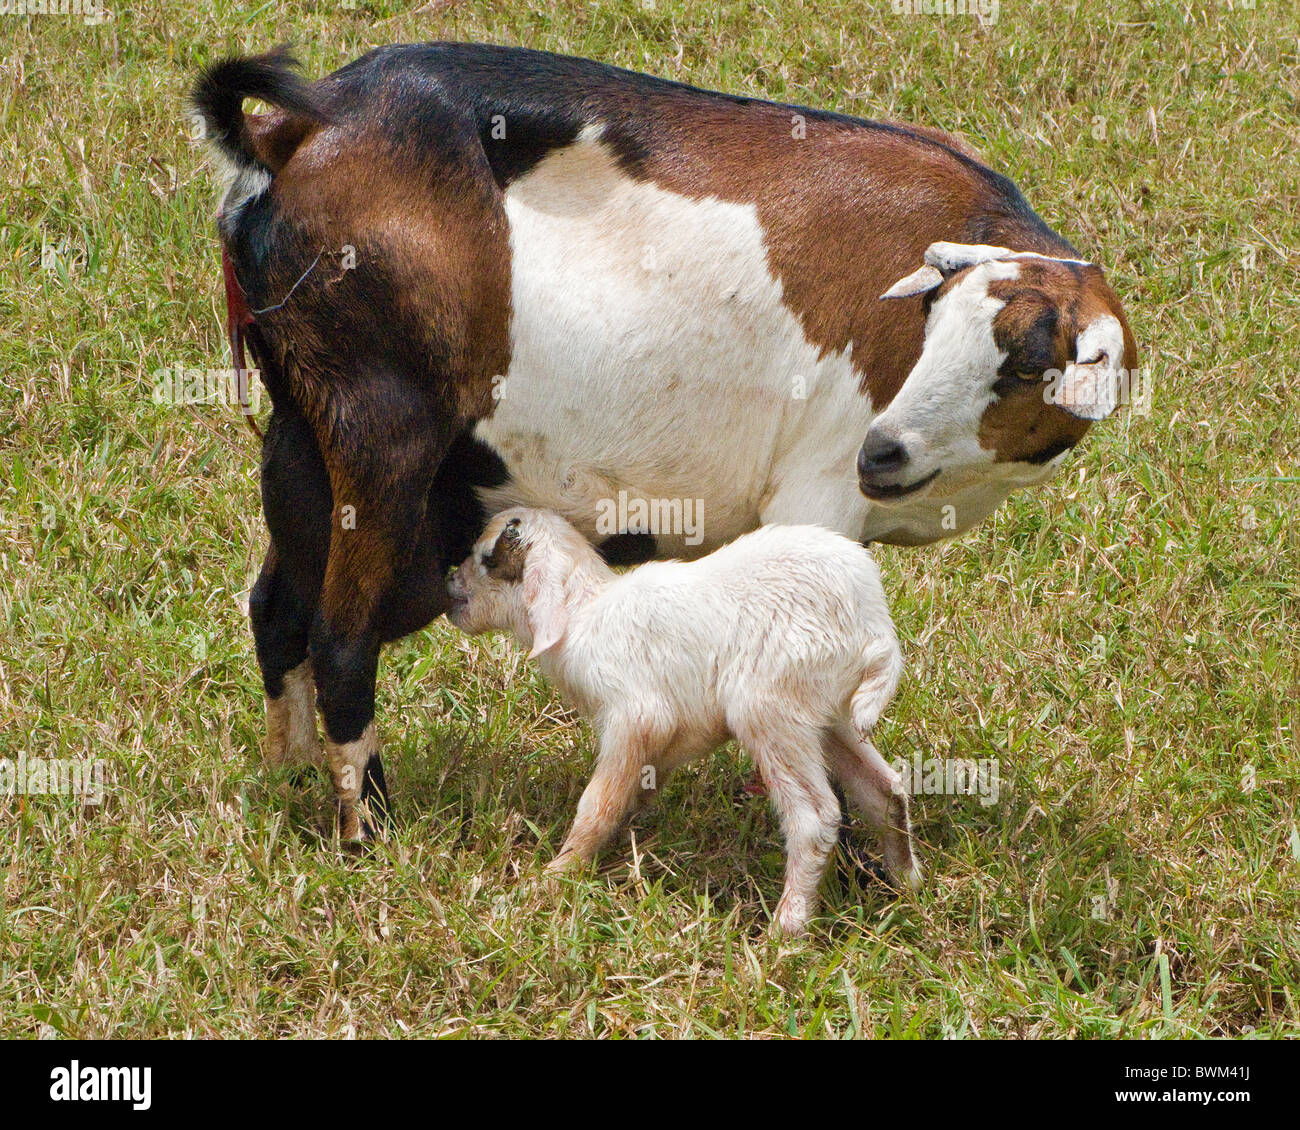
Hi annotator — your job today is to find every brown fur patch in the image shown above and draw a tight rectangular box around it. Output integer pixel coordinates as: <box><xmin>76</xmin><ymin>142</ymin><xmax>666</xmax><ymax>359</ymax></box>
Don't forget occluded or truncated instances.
<box><xmin>230</xmin><ymin>90</ymin><xmax>515</xmax><ymax>644</ymax></box>
<box><xmin>608</xmin><ymin>103</ymin><xmax>1086</xmax><ymax>412</ymax></box>
<box><xmin>269</xmin><ymin>103</ymin><xmax>512</xmax><ymax>426</ymax></box>
<box><xmin>977</xmin><ymin>381</ymin><xmax>1091</xmax><ymax>466</ymax></box>
<box><xmin>627</xmin><ymin>115</ymin><xmax>984</xmax><ymax>408</ymax></box>
<box><xmin>482</xmin><ymin>519</ymin><xmax>526</xmax><ymax>582</ymax></box>
<box><xmin>244</xmin><ymin>109</ymin><xmax>320</xmax><ymax>174</ymax></box>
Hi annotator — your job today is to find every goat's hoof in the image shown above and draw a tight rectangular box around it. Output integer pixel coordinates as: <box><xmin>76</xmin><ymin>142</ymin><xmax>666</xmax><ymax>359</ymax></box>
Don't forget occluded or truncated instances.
<box><xmin>286</xmin><ymin>764</ymin><xmax>323</xmax><ymax>790</ymax></box>
<box><xmin>532</xmin><ymin>865</ymin><xmax>571</xmax><ymax>902</ymax></box>
<box><xmin>544</xmin><ymin>854</ymin><xmax>575</xmax><ymax>878</ymax></box>
<box><xmin>542</xmin><ymin>853</ymin><xmax>591</xmax><ymax>891</ymax></box>
<box><xmin>771</xmin><ymin>895</ymin><xmax>813</xmax><ymax>938</ymax></box>
<box><xmin>837</xmin><ymin>835</ymin><xmax>894</xmax><ymax>887</ymax></box>
<box><xmin>358</xmin><ymin>801</ymin><xmax>393</xmax><ymax>840</ymax></box>
<box><xmin>854</xmin><ymin>855</ymin><xmax>892</xmax><ymax>886</ymax></box>
<box><xmin>892</xmin><ymin>859</ymin><xmax>924</xmax><ymax>892</ymax></box>
<box><xmin>770</xmin><ymin>918</ymin><xmax>810</xmax><ymax>941</ymax></box>
<box><xmin>334</xmin><ymin>802</ymin><xmax>379</xmax><ymax>851</ymax></box>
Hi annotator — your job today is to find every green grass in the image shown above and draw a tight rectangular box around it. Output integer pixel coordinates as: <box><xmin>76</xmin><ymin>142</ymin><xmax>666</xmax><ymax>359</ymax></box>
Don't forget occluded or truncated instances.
<box><xmin>0</xmin><ymin>0</ymin><xmax>1297</xmax><ymax>1038</ymax></box>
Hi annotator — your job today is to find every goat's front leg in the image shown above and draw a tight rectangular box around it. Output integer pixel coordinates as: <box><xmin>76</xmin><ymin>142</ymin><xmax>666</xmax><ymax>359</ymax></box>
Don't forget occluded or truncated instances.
<box><xmin>548</xmin><ymin>720</ymin><xmax>664</xmax><ymax>873</ymax></box>
<box><xmin>304</xmin><ymin>378</ymin><xmax>461</xmax><ymax>842</ymax></box>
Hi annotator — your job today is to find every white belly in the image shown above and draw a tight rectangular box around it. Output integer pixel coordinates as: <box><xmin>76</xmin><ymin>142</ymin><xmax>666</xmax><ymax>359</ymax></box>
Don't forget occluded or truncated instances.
<box><xmin>473</xmin><ymin>127</ymin><xmax>875</xmax><ymax>556</ymax></box>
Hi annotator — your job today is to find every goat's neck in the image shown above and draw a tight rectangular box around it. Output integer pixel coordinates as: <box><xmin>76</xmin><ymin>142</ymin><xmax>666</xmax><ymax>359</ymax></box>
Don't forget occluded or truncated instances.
<box><xmin>531</xmin><ymin>551</ymin><xmax>615</xmax><ymax>702</ymax></box>
<box><xmin>566</xmin><ymin>550</ymin><xmax>616</xmax><ymax>607</ymax></box>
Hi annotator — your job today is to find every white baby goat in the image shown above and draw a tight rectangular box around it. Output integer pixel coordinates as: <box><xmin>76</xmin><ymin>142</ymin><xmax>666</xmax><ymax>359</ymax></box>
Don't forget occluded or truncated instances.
<box><xmin>447</xmin><ymin>507</ymin><xmax>921</xmax><ymax>934</ymax></box>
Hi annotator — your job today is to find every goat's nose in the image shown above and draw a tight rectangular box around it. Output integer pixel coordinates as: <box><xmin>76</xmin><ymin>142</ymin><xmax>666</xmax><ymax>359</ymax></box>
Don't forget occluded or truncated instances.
<box><xmin>857</xmin><ymin>433</ymin><xmax>909</xmax><ymax>477</ymax></box>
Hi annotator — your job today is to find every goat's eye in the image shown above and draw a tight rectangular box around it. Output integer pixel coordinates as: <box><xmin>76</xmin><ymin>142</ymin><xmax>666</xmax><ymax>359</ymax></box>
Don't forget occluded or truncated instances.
<box><xmin>992</xmin><ymin>370</ymin><xmax>1039</xmax><ymax>398</ymax></box>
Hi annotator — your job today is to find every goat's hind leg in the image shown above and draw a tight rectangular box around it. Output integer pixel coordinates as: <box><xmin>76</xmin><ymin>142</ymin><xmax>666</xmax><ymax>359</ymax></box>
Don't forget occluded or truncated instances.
<box><xmin>734</xmin><ymin>712</ymin><xmax>841</xmax><ymax>936</ymax></box>
<box><xmin>825</xmin><ymin>723</ymin><xmax>921</xmax><ymax>890</ymax></box>
<box><xmin>251</xmin><ymin>408</ymin><xmax>332</xmax><ymax>781</ymax></box>
<box><xmin>251</xmin><ymin>545</ymin><xmax>320</xmax><ymax>779</ymax></box>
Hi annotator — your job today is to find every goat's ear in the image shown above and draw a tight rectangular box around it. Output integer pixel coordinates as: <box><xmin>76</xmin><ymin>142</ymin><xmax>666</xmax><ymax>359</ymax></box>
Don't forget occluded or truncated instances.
<box><xmin>880</xmin><ymin>264</ymin><xmax>945</xmax><ymax>300</ymax></box>
<box><xmin>881</xmin><ymin>242</ymin><xmax>1010</xmax><ymax>299</ymax></box>
<box><xmin>880</xmin><ymin>244</ymin><xmax>1011</xmax><ymax>299</ymax></box>
<box><xmin>881</xmin><ymin>242</ymin><xmax>1086</xmax><ymax>301</ymax></box>
<box><xmin>523</xmin><ymin>549</ymin><xmax>569</xmax><ymax>659</ymax></box>
<box><xmin>483</xmin><ymin>517</ymin><xmax>526</xmax><ymax>581</ymax></box>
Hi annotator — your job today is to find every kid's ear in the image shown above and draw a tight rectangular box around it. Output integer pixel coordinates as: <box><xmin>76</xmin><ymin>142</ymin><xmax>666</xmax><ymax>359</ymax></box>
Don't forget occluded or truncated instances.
<box><xmin>523</xmin><ymin>550</ymin><xmax>569</xmax><ymax>658</ymax></box>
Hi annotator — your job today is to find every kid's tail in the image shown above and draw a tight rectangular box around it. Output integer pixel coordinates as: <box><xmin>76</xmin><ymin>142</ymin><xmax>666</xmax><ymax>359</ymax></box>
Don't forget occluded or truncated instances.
<box><xmin>850</xmin><ymin>636</ymin><xmax>903</xmax><ymax>737</ymax></box>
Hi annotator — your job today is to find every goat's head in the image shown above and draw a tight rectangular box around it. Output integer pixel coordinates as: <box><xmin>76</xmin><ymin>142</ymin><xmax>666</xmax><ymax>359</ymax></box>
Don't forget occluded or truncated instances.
<box><xmin>447</xmin><ymin>507</ymin><xmax>600</xmax><ymax>658</ymax></box>
<box><xmin>857</xmin><ymin>242</ymin><xmax>1138</xmax><ymax>503</ymax></box>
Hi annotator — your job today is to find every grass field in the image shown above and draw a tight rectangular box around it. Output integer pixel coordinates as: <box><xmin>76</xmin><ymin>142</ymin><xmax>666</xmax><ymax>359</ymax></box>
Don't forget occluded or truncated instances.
<box><xmin>1</xmin><ymin>0</ymin><xmax>1297</xmax><ymax>1038</ymax></box>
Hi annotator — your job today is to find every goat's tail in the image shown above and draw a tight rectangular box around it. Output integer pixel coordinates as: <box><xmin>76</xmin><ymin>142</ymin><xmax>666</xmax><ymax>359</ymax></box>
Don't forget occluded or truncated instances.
<box><xmin>850</xmin><ymin>636</ymin><xmax>904</xmax><ymax>738</ymax></box>
<box><xmin>188</xmin><ymin>45</ymin><xmax>328</xmax><ymax>176</ymax></box>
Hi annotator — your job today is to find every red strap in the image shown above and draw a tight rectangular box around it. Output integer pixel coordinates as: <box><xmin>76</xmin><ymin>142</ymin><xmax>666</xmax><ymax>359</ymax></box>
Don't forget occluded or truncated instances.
<box><xmin>222</xmin><ymin>247</ymin><xmax>263</xmax><ymax>439</ymax></box>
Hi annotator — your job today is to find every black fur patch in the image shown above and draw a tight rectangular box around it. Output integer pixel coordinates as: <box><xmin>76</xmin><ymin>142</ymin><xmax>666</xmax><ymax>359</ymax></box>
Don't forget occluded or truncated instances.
<box><xmin>598</xmin><ymin>532</ymin><xmax>657</xmax><ymax>566</ymax></box>
<box><xmin>308</xmin><ymin>617</ymin><xmax>379</xmax><ymax>744</ymax></box>
<box><xmin>359</xmin><ymin>753</ymin><xmax>392</xmax><ymax>823</ymax></box>
<box><xmin>1024</xmin><ymin>438</ymin><xmax>1076</xmax><ymax>465</ymax></box>
<box><xmin>317</xmin><ymin>41</ymin><xmax>1049</xmax><ymax>207</ymax></box>
<box><xmin>995</xmin><ymin>304</ymin><xmax>1062</xmax><ymax>380</ymax></box>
